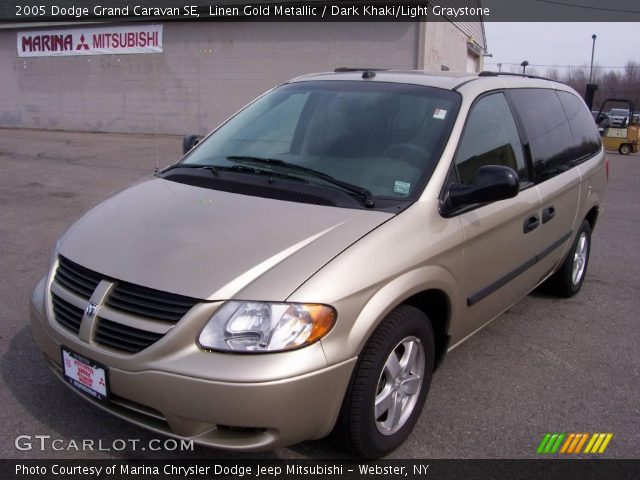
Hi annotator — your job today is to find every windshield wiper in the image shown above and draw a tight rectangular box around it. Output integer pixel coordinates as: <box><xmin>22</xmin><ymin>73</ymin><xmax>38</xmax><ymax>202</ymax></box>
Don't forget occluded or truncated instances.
<box><xmin>227</xmin><ymin>156</ymin><xmax>375</xmax><ymax>207</ymax></box>
<box><xmin>158</xmin><ymin>162</ymin><xmax>307</xmax><ymax>182</ymax></box>
<box><xmin>159</xmin><ymin>163</ymin><xmax>220</xmax><ymax>175</ymax></box>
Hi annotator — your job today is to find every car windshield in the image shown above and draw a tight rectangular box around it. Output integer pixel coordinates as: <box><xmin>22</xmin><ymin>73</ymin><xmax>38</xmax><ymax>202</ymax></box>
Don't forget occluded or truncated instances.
<box><xmin>610</xmin><ymin>109</ymin><xmax>629</xmax><ymax>116</ymax></box>
<box><xmin>178</xmin><ymin>80</ymin><xmax>460</xmax><ymax>205</ymax></box>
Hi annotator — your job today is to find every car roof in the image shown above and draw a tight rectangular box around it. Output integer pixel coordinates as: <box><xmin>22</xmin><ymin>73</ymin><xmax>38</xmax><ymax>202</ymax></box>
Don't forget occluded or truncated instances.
<box><xmin>289</xmin><ymin>69</ymin><xmax>570</xmax><ymax>96</ymax></box>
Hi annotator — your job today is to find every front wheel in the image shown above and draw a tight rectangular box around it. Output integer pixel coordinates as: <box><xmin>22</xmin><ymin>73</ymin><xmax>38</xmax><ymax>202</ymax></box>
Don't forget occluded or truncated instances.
<box><xmin>332</xmin><ymin>305</ymin><xmax>434</xmax><ymax>458</ymax></box>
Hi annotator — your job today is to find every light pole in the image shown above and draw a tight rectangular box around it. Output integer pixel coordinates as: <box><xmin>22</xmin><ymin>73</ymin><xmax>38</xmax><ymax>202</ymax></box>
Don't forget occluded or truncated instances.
<box><xmin>521</xmin><ymin>60</ymin><xmax>529</xmax><ymax>74</ymax></box>
<box><xmin>589</xmin><ymin>34</ymin><xmax>597</xmax><ymax>83</ymax></box>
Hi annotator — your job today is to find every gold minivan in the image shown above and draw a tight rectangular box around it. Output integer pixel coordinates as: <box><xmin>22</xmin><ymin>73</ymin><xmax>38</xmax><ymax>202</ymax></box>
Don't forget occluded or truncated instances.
<box><xmin>30</xmin><ymin>70</ymin><xmax>606</xmax><ymax>457</ymax></box>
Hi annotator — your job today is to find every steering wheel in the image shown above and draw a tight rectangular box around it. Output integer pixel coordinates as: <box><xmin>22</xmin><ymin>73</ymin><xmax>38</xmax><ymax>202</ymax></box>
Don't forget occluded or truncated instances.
<box><xmin>382</xmin><ymin>143</ymin><xmax>429</xmax><ymax>169</ymax></box>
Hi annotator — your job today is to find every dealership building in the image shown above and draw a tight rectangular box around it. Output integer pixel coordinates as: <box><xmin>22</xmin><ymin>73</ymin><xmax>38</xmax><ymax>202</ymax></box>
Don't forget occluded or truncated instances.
<box><xmin>0</xmin><ymin>9</ymin><xmax>486</xmax><ymax>135</ymax></box>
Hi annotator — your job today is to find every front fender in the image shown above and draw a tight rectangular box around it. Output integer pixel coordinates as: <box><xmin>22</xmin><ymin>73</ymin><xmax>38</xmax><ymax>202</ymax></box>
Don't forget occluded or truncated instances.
<box><xmin>318</xmin><ymin>265</ymin><xmax>459</xmax><ymax>365</ymax></box>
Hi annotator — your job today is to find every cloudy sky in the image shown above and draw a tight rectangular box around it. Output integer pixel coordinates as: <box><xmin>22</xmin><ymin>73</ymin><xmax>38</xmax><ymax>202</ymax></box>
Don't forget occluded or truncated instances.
<box><xmin>484</xmin><ymin>23</ymin><xmax>639</xmax><ymax>74</ymax></box>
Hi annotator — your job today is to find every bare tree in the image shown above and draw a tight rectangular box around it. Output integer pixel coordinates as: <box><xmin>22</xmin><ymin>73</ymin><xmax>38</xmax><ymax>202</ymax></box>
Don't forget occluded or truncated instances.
<box><xmin>490</xmin><ymin>60</ymin><xmax>640</xmax><ymax>113</ymax></box>
<box><xmin>551</xmin><ymin>61</ymin><xmax>640</xmax><ymax>113</ymax></box>
<box><xmin>546</xmin><ymin>67</ymin><xmax>561</xmax><ymax>81</ymax></box>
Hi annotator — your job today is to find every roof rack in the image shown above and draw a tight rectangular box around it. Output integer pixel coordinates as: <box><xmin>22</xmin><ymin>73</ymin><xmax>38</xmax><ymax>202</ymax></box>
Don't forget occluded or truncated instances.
<box><xmin>334</xmin><ymin>67</ymin><xmax>389</xmax><ymax>73</ymax></box>
<box><xmin>478</xmin><ymin>71</ymin><xmax>558</xmax><ymax>82</ymax></box>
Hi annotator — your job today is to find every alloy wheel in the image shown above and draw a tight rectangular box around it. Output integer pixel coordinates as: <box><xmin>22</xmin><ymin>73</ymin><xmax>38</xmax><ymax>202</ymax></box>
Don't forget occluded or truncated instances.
<box><xmin>374</xmin><ymin>336</ymin><xmax>425</xmax><ymax>435</ymax></box>
<box><xmin>572</xmin><ymin>231</ymin><xmax>589</xmax><ymax>285</ymax></box>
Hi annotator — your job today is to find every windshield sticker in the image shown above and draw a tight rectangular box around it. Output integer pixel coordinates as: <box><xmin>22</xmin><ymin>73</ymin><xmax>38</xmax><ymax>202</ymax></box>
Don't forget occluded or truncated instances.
<box><xmin>394</xmin><ymin>181</ymin><xmax>411</xmax><ymax>195</ymax></box>
<box><xmin>433</xmin><ymin>108</ymin><xmax>447</xmax><ymax>120</ymax></box>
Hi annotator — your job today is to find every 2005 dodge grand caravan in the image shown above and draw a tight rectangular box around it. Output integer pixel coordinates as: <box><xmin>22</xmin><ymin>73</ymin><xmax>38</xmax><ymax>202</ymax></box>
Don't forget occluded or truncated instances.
<box><xmin>30</xmin><ymin>70</ymin><xmax>606</xmax><ymax>457</ymax></box>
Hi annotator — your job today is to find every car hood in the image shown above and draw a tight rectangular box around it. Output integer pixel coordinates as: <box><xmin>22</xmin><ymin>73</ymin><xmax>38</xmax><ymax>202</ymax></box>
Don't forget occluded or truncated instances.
<box><xmin>58</xmin><ymin>177</ymin><xmax>393</xmax><ymax>300</ymax></box>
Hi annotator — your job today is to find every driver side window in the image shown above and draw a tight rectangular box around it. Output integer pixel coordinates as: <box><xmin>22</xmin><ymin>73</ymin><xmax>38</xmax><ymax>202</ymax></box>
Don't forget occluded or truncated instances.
<box><xmin>454</xmin><ymin>93</ymin><xmax>527</xmax><ymax>185</ymax></box>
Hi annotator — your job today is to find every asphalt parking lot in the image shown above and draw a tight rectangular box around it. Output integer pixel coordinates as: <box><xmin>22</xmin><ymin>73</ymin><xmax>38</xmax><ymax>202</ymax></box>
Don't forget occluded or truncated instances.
<box><xmin>1</xmin><ymin>127</ymin><xmax>638</xmax><ymax>459</ymax></box>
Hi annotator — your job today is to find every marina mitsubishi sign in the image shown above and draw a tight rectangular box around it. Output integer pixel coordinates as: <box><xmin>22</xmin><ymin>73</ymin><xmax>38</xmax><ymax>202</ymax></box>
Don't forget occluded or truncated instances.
<box><xmin>17</xmin><ymin>24</ymin><xmax>163</xmax><ymax>57</ymax></box>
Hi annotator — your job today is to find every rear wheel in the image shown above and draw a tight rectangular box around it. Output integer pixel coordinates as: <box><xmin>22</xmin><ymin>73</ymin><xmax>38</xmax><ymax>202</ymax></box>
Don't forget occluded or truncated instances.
<box><xmin>542</xmin><ymin>220</ymin><xmax>592</xmax><ymax>297</ymax></box>
<box><xmin>332</xmin><ymin>305</ymin><xmax>434</xmax><ymax>458</ymax></box>
<box><xmin>619</xmin><ymin>143</ymin><xmax>632</xmax><ymax>155</ymax></box>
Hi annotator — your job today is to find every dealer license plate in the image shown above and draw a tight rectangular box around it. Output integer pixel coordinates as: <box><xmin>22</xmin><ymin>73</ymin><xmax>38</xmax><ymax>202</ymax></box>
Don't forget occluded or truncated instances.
<box><xmin>61</xmin><ymin>347</ymin><xmax>109</xmax><ymax>402</ymax></box>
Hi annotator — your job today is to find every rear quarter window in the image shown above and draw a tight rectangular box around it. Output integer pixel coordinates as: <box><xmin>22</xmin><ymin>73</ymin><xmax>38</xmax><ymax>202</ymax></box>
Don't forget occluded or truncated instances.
<box><xmin>556</xmin><ymin>90</ymin><xmax>602</xmax><ymax>161</ymax></box>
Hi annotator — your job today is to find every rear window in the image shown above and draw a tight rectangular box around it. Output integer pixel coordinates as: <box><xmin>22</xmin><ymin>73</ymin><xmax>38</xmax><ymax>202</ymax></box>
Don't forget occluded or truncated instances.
<box><xmin>507</xmin><ymin>89</ymin><xmax>574</xmax><ymax>182</ymax></box>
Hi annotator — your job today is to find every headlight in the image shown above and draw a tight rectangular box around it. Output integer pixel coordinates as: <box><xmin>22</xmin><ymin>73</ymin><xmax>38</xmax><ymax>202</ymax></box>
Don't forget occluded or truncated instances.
<box><xmin>198</xmin><ymin>301</ymin><xmax>336</xmax><ymax>353</ymax></box>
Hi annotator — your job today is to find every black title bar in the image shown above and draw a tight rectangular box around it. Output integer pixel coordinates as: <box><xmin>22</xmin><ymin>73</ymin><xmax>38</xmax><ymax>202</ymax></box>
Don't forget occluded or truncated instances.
<box><xmin>2</xmin><ymin>0</ymin><xmax>640</xmax><ymax>22</ymax></box>
<box><xmin>4</xmin><ymin>459</ymin><xmax>640</xmax><ymax>480</ymax></box>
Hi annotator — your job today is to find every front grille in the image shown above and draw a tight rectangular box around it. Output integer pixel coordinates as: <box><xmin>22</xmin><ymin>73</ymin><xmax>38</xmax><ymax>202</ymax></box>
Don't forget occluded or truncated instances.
<box><xmin>51</xmin><ymin>256</ymin><xmax>200</xmax><ymax>354</ymax></box>
<box><xmin>55</xmin><ymin>256</ymin><xmax>102</xmax><ymax>299</ymax></box>
<box><xmin>95</xmin><ymin>318</ymin><xmax>165</xmax><ymax>353</ymax></box>
<box><xmin>107</xmin><ymin>282</ymin><xmax>198</xmax><ymax>322</ymax></box>
<box><xmin>51</xmin><ymin>293</ymin><xmax>83</xmax><ymax>334</ymax></box>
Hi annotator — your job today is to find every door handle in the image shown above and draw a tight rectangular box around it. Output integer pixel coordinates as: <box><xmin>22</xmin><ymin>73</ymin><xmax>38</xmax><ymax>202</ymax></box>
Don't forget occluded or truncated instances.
<box><xmin>523</xmin><ymin>215</ymin><xmax>540</xmax><ymax>233</ymax></box>
<box><xmin>542</xmin><ymin>206</ymin><xmax>556</xmax><ymax>224</ymax></box>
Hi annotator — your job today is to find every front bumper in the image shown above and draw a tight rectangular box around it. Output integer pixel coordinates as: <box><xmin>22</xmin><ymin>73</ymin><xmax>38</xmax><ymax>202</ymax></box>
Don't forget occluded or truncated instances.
<box><xmin>30</xmin><ymin>276</ymin><xmax>356</xmax><ymax>450</ymax></box>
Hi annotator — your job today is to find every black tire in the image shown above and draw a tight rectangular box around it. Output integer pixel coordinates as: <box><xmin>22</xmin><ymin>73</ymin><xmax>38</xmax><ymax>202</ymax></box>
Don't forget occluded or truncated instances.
<box><xmin>618</xmin><ymin>144</ymin><xmax>631</xmax><ymax>155</ymax></box>
<box><xmin>542</xmin><ymin>220</ymin><xmax>592</xmax><ymax>297</ymax></box>
<box><xmin>332</xmin><ymin>305</ymin><xmax>435</xmax><ymax>458</ymax></box>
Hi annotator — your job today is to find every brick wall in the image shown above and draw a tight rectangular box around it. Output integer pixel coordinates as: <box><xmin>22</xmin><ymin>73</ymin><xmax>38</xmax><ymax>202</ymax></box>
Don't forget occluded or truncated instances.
<box><xmin>0</xmin><ymin>22</ymin><xmax>467</xmax><ymax>135</ymax></box>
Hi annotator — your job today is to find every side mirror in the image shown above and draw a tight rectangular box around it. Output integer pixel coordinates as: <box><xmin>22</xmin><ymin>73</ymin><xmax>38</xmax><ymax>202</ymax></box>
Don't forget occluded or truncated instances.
<box><xmin>442</xmin><ymin>165</ymin><xmax>519</xmax><ymax>214</ymax></box>
<box><xmin>182</xmin><ymin>134</ymin><xmax>203</xmax><ymax>155</ymax></box>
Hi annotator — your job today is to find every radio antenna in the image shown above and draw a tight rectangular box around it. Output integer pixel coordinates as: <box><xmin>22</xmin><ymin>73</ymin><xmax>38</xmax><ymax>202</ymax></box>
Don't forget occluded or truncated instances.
<box><xmin>152</xmin><ymin>41</ymin><xmax>159</xmax><ymax>173</ymax></box>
